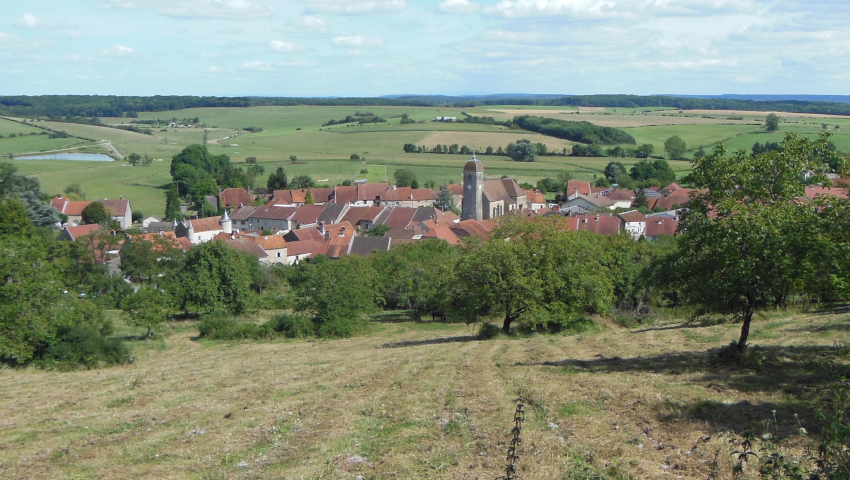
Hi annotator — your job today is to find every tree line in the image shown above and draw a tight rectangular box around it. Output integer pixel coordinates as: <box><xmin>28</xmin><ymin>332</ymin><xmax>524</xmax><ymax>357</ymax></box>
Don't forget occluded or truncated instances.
<box><xmin>7</xmin><ymin>94</ymin><xmax>850</xmax><ymax>118</ymax></box>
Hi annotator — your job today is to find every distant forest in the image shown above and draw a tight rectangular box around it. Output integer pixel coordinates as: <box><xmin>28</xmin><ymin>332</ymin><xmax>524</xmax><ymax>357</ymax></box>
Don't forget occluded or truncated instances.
<box><xmin>2</xmin><ymin>94</ymin><xmax>850</xmax><ymax>117</ymax></box>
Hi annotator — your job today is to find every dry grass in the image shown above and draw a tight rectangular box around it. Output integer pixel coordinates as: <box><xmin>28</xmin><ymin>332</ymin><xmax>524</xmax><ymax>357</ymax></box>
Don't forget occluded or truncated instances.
<box><xmin>1</xmin><ymin>311</ymin><xmax>848</xmax><ymax>479</ymax></box>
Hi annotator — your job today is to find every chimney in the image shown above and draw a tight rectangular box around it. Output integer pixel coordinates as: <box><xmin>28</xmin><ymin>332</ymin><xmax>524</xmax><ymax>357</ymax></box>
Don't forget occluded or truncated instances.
<box><xmin>595</xmin><ymin>215</ymin><xmax>599</xmax><ymax>222</ymax></box>
<box><xmin>583</xmin><ymin>218</ymin><xmax>588</xmax><ymax>224</ymax></box>
<box><xmin>319</xmin><ymin>221</ymin><xmax>325</xmax><ymax>235</ymax></box>
<box><xmin>393</xmin><ymin>185</ymin><xmax>397</xmax><ymax>190</ymax></box>
<box><xmin>324</xmin><ymin>231</ymin><xmax>330</xmax><ymax>241</ymax></box>
<box><xmin>119</xmin><ymin>195</ymin><xmax>124</xmax><ymax>200</ymax></box>
<box><xmin>339</xmin><ymin>227</ymin><xmax>345</xmax><ymax>237</ymax></box>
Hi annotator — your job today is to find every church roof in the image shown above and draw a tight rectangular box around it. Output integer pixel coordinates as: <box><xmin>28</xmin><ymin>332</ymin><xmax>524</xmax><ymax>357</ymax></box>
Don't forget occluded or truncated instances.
<box><xmin>463</xmin><ymin>153</ymin><xmax>483</xmax><ymax>172</ymax></box>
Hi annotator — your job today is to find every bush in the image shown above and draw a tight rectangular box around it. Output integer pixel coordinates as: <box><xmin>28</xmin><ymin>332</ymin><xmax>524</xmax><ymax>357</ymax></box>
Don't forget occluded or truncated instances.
<box><xmin>197</xmin><ymin>313</ymin><xmax>261</xmax><ymax>340</ymax></box>
<box><xmin>268</xmin><ymin>314</ymin><xmax>315</xmax><ymax>338</ymax></box>
<box><xmin>478</xmin><ymin>323</ymin><xmax>504</xmax><ymax>339</ymax></box>
<box><xmin>36</xmin><ymin>325</ymin><xmax>130</xmax><ymax>370</ymax></box>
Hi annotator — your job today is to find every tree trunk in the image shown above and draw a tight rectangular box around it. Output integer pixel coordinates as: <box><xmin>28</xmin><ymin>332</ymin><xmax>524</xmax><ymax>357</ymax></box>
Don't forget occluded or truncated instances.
<box><xmin>737</xmin><ymin>308</ymin><xmax>754</xmax><ymax>351</ymax></box>
<box><xmin>502</xmin><ymin>315</ymin><xmax>515</xmax><ymax>335</ymax></box>
<box><xmin>146</xmin><ymin>324</ymin><xmax>152</xmax><ymax>340</ymax></box>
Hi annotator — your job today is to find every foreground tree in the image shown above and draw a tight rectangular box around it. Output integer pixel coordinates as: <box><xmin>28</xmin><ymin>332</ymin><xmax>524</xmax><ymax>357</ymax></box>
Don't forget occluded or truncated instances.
<box><xmin>668</xmin><ymin>132</ymin><xmax>847</xmax><ymax>351</ymax></box>
<box><xmin>171</xmin><ymin>241</ymin><xmax>254</xmax><ymax>315</ymax></box>
<box><xmin>457</xmin><ymin>217</ymin><xmax>613</xmax><ymax>334</ymax></box>
<box><xmin>81</xmin><ymin>201</ymin><xmax>110</xmax><ymax>225</ymax></box>
<box><xmin>393</xmin><ymin>168</ymin><xmax>417</xmax><ymax>187</ymax></box>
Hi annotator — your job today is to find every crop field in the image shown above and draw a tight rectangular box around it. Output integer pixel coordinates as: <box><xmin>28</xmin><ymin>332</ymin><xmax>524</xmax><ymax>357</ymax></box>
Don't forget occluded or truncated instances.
<box><xmin>0</xmin><ymin>310</ymin><xmax>847</xmax><ymax>479</ymax></box>
<box><xmin>6</xmin><ymin>104</ymin><xmax>849</xmax><ymax>215</ymax></box>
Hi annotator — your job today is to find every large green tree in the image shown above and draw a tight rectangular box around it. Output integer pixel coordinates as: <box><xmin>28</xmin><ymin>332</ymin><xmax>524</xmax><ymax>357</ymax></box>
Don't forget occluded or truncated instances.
<box><xmin>290</xmin><ymin>175</ymin><xmax>317</xmax><ymax>189</ymax></box>
<box><xmin>668</xmin><ymin>132</ymin><xmax>847</xmax><ymax>351</ymax></box>
<box><xmin>81</xmin><ymin>201</ymin><xmax>110</xmax><ymax>225</ymax></box>
<box><xmin>457</xmin><ymin>217</ymin><xmax>614</xmax><ymax>334</ymax></box>
<box><xmin>171</xmin><ymin>241</ymin><xmax>254</xmax><ymax>315</ymax></box>
<box><xmin>765</xmin><ymin>113</ymin><xmax>781</xmax><ymax>132</ymax></box>
<box><xmin>0</xmin><ymin>162</ymin><xmax>60</xmax><ymax>227</ymax></box>
<box><xmin>507</xmin><ymin>141</ymin><xmax>537</xmax><ymax>162</ymax></box>
<box><xmin>664</xmin><ymin>135</ymin><xmax>687</xmax><ymax>160</ymax></box>
<box><xmin>267</xmin><ymin>166</ymin><xmax>288</xmax><ymax>190</ymax></box>
<box><xmin>393</xmin><ymin>168</ymin><xmax>417</xmax><ymax>187</ymax></box>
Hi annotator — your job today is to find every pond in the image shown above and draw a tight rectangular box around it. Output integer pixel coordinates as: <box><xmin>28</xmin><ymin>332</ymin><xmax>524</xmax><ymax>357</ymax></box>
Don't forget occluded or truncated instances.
<box><xmin>15</xmin><ymin>153</ymin><xmax>115</xmax><ymax>162</ymax></box>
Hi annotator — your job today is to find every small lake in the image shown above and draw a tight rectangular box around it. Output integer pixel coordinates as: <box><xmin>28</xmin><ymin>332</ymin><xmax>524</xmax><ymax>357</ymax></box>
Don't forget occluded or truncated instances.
<box><xmin>15</xmin><ymin>153</ymin><xmax>115</xmax><ymax>162</ymax></box>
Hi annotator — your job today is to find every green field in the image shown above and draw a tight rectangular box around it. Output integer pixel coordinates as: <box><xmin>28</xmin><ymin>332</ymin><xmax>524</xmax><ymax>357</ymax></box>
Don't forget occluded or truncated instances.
<box><xmin>6</xmin><ymin>104</ymin><xmax>848</xmax><ymax>217</ymax></box>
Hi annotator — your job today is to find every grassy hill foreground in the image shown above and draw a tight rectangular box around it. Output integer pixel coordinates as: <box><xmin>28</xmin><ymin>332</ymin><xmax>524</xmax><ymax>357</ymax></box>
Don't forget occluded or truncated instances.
<box><xmin>1</xmin><ymin>310</ymin><xmax>848</xmax><ymax>479</ymax></box>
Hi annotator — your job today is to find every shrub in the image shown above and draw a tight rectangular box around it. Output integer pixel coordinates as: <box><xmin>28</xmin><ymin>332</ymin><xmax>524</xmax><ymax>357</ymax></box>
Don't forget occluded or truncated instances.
<box><xmin>478</xmin><ymin>323</ymin><xmax>504</xmax><ymax>339</ymax></box>
<box><xmin>36</xmin><ymin>325</ymin><xmax>130</xmax><ymax>370</ymax></box>
<box><xmin>268</xmin><ymin>314</ymin><xmax>315</xmax><ymax>338</ymax></box>
<box><xmin>197</xmin><ymin>313</ymin><xmax>260</xmax><ymax>340</ymax></box>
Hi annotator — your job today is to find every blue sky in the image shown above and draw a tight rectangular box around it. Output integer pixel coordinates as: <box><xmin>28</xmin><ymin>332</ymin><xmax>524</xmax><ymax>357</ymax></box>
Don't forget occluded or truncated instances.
<box><xmin>2</xmin><ymin>0</ymin><xmax>849</xmax><ymax>96</ymax></box>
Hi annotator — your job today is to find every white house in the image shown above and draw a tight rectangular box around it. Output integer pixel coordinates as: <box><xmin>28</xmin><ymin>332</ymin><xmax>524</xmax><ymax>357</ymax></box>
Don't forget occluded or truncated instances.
<box><xmin>618</xmin><ymin>210</ymin><xmax>647</xmax><ymax>240</ymax></box>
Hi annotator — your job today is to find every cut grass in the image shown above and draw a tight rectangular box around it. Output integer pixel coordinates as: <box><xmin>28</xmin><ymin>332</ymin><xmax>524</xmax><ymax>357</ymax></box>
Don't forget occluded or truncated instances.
<box><xmin>1</xmin><ymin>311</ymin><xmax>848</xmax><ymax>478</ymax></box>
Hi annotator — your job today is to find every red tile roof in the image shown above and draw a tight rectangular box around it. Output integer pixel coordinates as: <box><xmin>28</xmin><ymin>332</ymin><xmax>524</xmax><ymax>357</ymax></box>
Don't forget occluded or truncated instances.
<box><xmin>805</xmin><ymin>186</ymin><xmax>849</xmax><ymax>199</ymax></box>
<box><xmin>288</xmin><ymin>227</ymin><xmax>325</xmax><ymax>242</ymax></box>
<box><xmin>606</xmin><ymin>189</ymin><xmax>635</xmax><ymax>201</ymax></box>
<box><xmin>286</xmin><ymin>240</ymin><xmax>326</xmax><ymax>257</ymax></box>
<box><xmin>575</xmin><ymin>214</ymin><xmax>621</xmax><ymax>235</ymax></box>
<box><xmin>525</xmin><ymin>190</ymin><xmax>546</xmax><ymax>205</ymax></box>
<box><xmin>188</xmin><ymin>216</ymin><xmax>223</xmax><ymax>233</ymax></box>
<box><xmin>566</xmin><ymin>180</ymin><xmax>592</xmax><ymax>197</ymax></box>
<box><xmin>289</xmin><ymin>204</ymin><xmax>325</xmax><ymax>225</ymax></box>
<box><xmin>334</xmin><ymin>185</ymin><xmax>358</xmax><ymax>204</ymax></box>
<box><xmin>618</xmin><ymin>210</ymin><xmax>646</xmax><ymax>223</ymax></box>
<box><xmin>358</xmin><ymin>182</ymin><xmax>389</xmax><ymax>202</ymax></box>
<box><xmin>63</xmin><ymin>224</ymin><xmax>102</xmax><ymax>240</ymax></box>
<box><xmin>250</xmin><ymin>204</ymin><xmax>298</xmax><ymax>221</ymax></box>
<box><xmin>646</xmin><ymin>217</ymin><xmax>679</xmax><ymax>237</ymax></box>
<box><xmin>379</xmin><ymin>207</ymin><xmax>418</xmax><ymax>229</ymax></box>
<box><xmin>447</xmin><ymin>184</ymin><xmax>464</xmax><ymax>196</ymax></box>
<box><xmin>219</xmin><ymin>188</ymin><xmax>252</xmax><ymax>208</ymax></box>
<box><xmin>422</xmin><ymin>225</ymin><xmax>460</xmax><ymax>245</ymax></box>
<box><xmin>648</xmin><ymin>195</ymin><xmax>691</xmax><ymax>211</ymax></box>
<box><xmin>341</xmin><ymin>206</ymin><xmax>386</xmax><ymax>227</ymax></box>
<box><xmin>379</xmin><ymin>187</ymin><xmax>438</xmax><ymax>202</ymax></box>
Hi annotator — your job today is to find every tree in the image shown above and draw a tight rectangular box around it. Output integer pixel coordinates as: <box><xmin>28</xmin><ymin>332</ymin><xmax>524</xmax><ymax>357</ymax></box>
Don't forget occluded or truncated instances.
<box><xmin>0</xmin><ymin>162</ymin><xmax>60</xmax><ymax>227</ymax></box>
<box><xmin>122</xmin><ymin>287</ymin><xmax>170</xmax><ymax>339</ymax></box>
<box><xmin>164</xmin><ymin>183</ymin><xmax>181</xmax><ymax>221</ymax></box>
<box><xmin>305</xmin><ymin>189</ymin><xmax>314</xmax><ymax>205</ymax></box>
<box><xmin>693</xmin><ymin>146</ymin><xmax>706</xmax><ymax>159</ymax></box>
<box><xmin>394</xmin><ymin>168</ymin><xmax>417</xmax><ymax>187</ymax></box>
<box><xmin>667</xmin><ymin>132</ymin><xmax>846</xmax><ymax>351</ymax></box>
<box><xmin>436</xmin><ymin>184</ymin><xmax>455</xmax><ymax>212</ymax></box>
<box><xmin>635</xmin><ymin>144</ymin><xmax>655</xmax><ymax>158</ymax></box>
<box><xmin>765</xmin><ymin>113</ymin><xmax>780</xmax><ymax>132</ymax></box>
<box><xmin>290</xmin><ymin>155</ymin><xmax>298</xmax><ymax>163</ymax></box>
<box><xmin>267</xmin><ymin>167</ymin><xmax>288</xmax><ymax>191</ymax></box>
<box><xmin>64</xmin><ymin>183</ymin><xmax>85</xmax><ymax>201</ymax></box>
<box><xmin>457</xmin><ymin>217</ymin><xmax>613</xmax><ymax>334</ymax></box>
<box><xmin>604</xmin><ymin>161</ymin><xmax>625</xmax><ymax>182</ymax></box>
<box><xmin>507</xmin><ymin>141</ymin><xmax>537</xmax><ymax>162</ymax></box>
<box><xmin>350</xmin><ymin>153</ymin><xmax>360</xmax><ymax>160</ymax></box>
<box><xmin>423</xmin><ymin>179</ymin><xmax>436</xmax><ymax>190</ymax></box>
<box><xmin>290</xmin><ymin>175</ymin><xmax>317</xmax><ymax>189</ymax></box>
<box><xmin>366</xmin><ymin>224</ymin><xmax>391</xmax><ymax>237</ymax></box>
<box><xmin>128</xmin><ymin>153</ymin><xmax>141</xmax><ymax>166</ymax></box>
<box><xmin>81</xmin><ymin>202</ymin><xmax>110</xmax><ymax>225</ymax></box>
<box><xmin>664</xmin><ymin>136</ymin><xmax>687</xmax><ymax>160</ymax></box>
<box><xmin>293</xmin><ymin>256</ymin><xmax>380</xmax><ymax>338</ymax></box>
<box><xmin>171</xmin><ymin>241</ymin><xmax>254</xmax><ymax>315</ymax></box>
<box><xmin>410</xmin><ymin>178</ymin><xmax>419</xmax><ymax>189</ymax></box>
<box><xmin>245</xmin><ymin>156</ymin><xmax>257</xmax><ymax>164</ymax></box>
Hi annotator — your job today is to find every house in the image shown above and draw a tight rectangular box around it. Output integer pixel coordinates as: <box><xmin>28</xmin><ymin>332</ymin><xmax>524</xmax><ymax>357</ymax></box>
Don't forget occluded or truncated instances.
<box><xmin>575</xmin><ymin>214</ymin><xmax>621</xmax><ymax>236</ymax></box>
<box><xmin>246</xmin><ymin>204</ymin><xmax>298</xmax><ymax>232</ymax></box>
<box><xmin>317</xmin><ymin>202</ymin><xmax>348</xmax><ymax>225</ymax></box>
<box><xmin>447</xmin><ymin>184</ymin><xmax>464</xmax><ymax>207</ymax></box>
<box><xmin>229</xmin><ymin>205</ymin><xmax>259</xmax><ymax>230</ymax></box>
<box><xmin>606</xmin><ymin>189</ymin><xmax>636</xmax><ymax>209</ymax></box>
<box><xmin>341</xmin><ymin>206</ymin><xmax>387</xmax><ymax>232</ymax></box>
<box><xmin>450</xmin><ymin>219</ymin><xmax>497</xmax><ymax>239</ymax></box>
<box><xmin>645</xmin><ymin>217</ymin><xmax>679</xmax><ymax>240</ymax></box>
<box><xmin>219</xmin><ymin>188</ymin><xmax>252</xmax><ymax>210</ymax></box>
<box><xmin>377</xmin><ymin>187</ymin><xmax>438</xmax><ymax>208</ymax></box>
<box><xmin>564</xmin><ymin>180</ymin><xmax>592</xmax><ymax>199</ymax></box>
<box><xmin>123</xmin><ymin>231</ymin><xmax>192</xmax><ymax>253</ymax></box>
<box><xmin>618</xmin><ymin>210</ymin><xmax>647</xmax><ymax>240</ymax></box>
<box><xmin>375</xmin><ymin>206</ymin><xmax>418</xmax><ymax>230</ymax></box>
<box><xmin>326</xmin><ymin>223</ymin><xmax>357</xmax><ymax>259</ymax></box>
<box><xmin>561</xmin><ymin>192</ymin><xmax>616</xmax><ymax>212</ymax></box>
<box><xmin>175</xmin><ymin>214</ymin><xmax>229</xmax><ymax>245</ymax></box>
<box><xmin>285</xmin><ymin>240</ymin><xmax>327</xmax><ymax>265</ymax></box>
<box><xmin>349</xmin><ymin>236</ymin><xmax>392</xmax><ymax>255</ymax></box>
<box><xmin>219</xmin><ymin>236</ymin><xmax>269</xmax><ymax>263</ymax></box>
<box><xmin>288</xmin><ymin>204</ymin><xmax>326</xmax><ymax>228</ymax></box>
<box><xmin>58</xmin><ymin>224</ymin><xmax>102</xmax><ymax>241</ymax></box>
<box><xmin>141</xmin><ymin>215</ymin><xmax>162</xmax><ymax>228</ymax></box>
<box><xmin>251</xmin><ymin>234</ymin><xmax>288</xmax><ymax>264</ymax></box>
<box><xmin>283</xmin><ymin>225</ymin><xmax>327</xmax><ymax>242</ymax></box>
<box><xmin>647</xmin><ymin>195</ymin><xmax>691</xmax><ymax>211</ymax></box>
<box><xmin>525</xmin><ymin>190</ymin><xmax>547</xmax><ymax>211</ymax></box>
<box><xmin>50</xmin><ymin>196</ymin><xmax>133</xmax><ymax>229</ymax></box>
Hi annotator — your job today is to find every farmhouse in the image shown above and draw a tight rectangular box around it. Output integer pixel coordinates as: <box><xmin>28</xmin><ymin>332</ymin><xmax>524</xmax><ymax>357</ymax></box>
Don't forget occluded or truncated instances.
<box><xmin>618</xmin><ymin>210</ymin><xmax>647</xmax><ymax>240</ymax></box>
<box><xmin>50</xmin><ymin>195</ymin><xmax>133</xmax><ymax>229</ymax></box>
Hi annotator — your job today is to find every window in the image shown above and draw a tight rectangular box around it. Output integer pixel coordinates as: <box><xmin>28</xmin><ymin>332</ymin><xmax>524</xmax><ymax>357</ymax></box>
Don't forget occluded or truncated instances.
<box><xmin>277</xmin><ymin>252</ymin><xmax>281</xmax><ymax>257</ymax></box>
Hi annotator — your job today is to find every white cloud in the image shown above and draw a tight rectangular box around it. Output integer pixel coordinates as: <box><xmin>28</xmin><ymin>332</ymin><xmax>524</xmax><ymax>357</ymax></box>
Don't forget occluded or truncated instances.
<box><xmin>105</xmin><ymin>44</ymin><xmax>136</xmax><ymax>55</ymax></box>
<box><xmin>302</xmin><ymin>16</ymin><xmax>328</xmax><ymax>28</ymax></box>
<box><xmin>438</xmin><ymin>0</ymin><xmax>479</xmax><ymax>14</ymax></box>
<box><xmin>243</xmin><ymin>60</ymin><xmax>270</xmax><ymax>69</ymax></box>
<box><xmin>0</xmin><ymin>31</ymin><xmax>19</xmax><ymax>41</ymax></box>
<box><xmin>101</xmin><ymin>0</ymin><xmax>276</xmax><ymax>19</ymax></box>
<box><xmin>332</xmin><ymin>35</ymin><xmax>383</xmax><ymax>47</ymax></box>
<box><xmin>304</xmin><ymin>0</ymin><xmax>406</xmax><ymax>15</ymax></box>
<box><xmin>269</xmin><ymin>40</ymin><xmax>297</xmax><ymax>52</ymax></box>
<box><xmin>15</xmin><ymin>13</ymin><xmax>62</xmax><ymax>29</ymax></box>
<box><xmin>216</xmin><ymin>28</ymin><xmax>244</xmax><ymax>35</ymax></box>
<box><xmin>483</xmin><ymin>0</ymin><xmax>759</xmax><ymax>19</ymax></box>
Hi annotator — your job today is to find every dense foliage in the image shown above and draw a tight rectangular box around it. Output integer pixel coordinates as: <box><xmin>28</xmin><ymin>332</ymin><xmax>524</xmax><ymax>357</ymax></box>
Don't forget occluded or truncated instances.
<box><xmin>512</xmin><ymin>115</ymin><xmax>636</xmax><ymax>145</ymax></box>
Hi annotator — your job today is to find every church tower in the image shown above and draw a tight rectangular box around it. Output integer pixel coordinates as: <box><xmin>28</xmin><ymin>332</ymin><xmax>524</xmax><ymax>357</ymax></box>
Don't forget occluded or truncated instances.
<box><xmin>220</xmin><ymin>209</ymin><xmax>232</xmax><ymax>234</ymax></box>
<box><xmin>462</xmin><ymin>152</ymin><xmax>483</xmax><ymax>221</ymax></box>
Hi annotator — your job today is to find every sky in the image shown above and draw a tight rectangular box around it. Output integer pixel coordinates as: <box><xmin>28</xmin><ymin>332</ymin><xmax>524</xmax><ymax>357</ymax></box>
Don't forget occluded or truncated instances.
<box><xmin>1</xmin><ymin>0</ymin><xmax>849</xmax><ymax>97</ymax></box>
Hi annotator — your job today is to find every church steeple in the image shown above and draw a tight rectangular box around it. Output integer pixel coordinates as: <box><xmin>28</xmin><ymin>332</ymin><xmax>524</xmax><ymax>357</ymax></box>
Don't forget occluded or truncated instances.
<box><xmin>462</xmin><ymin>151</ymin><xmax>483</xmax><ymax>221</ymax></box>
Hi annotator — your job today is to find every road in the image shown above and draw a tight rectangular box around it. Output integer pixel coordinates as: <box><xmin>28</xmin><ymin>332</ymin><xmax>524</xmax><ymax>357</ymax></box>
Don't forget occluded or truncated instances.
<box><xmin>101</xmin><ymin>141</ymin><xmax>124</xmax><ymax>159</ymax></box>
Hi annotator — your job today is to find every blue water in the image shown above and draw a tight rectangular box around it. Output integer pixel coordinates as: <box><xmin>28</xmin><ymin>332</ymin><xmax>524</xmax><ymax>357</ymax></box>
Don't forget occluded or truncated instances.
<box><xmin>16</xmin><ymin>153</ymin><xmax>114</xmax><ymax>162</ymax></box>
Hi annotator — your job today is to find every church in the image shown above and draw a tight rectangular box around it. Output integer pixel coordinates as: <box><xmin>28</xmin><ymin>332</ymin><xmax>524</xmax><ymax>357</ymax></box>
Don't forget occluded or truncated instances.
<box><xmin>461</xmin><ymin>153</ymin><xmax>530</xmax><ymax>221</ymax></box>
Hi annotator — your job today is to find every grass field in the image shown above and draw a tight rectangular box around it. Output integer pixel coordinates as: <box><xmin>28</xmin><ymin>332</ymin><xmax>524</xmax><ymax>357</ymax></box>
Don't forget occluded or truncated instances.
<box><xmin>1</xmin><ymin>309</ymin><xmax>847</xmax><ymax>479</ymax></box>
<box><xmin>6</xmin><ymin>104</ymin><xmax>849</xmax><ymax>216</ymax></box>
